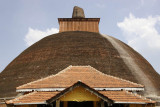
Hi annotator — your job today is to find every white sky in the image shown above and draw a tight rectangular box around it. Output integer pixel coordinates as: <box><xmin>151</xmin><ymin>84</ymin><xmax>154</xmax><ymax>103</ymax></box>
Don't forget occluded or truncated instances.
<box><xmin>0</xmin><ymin>0</ymin><xmax>160</xmax><ymax>74</ymax></box>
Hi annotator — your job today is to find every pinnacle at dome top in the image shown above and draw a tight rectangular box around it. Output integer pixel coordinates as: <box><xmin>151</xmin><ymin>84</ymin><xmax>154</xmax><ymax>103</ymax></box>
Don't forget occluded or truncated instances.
<box><xmin>58</xmin><ymin>6</ymin><xmax>100</xmax><ymax>33</ymax></box>
<box><xmin>72</xmin><ymin>6</ymin><xmax>85</xmax><ymax>18</ymax></box>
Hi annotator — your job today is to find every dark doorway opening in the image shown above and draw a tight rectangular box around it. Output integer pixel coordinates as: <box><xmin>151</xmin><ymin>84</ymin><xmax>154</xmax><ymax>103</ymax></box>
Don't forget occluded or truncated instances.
<box><xmin>37</xmin><ymin>101</ymin><xmax>63</xmax><ymax>107</ymax></box>
<box><xmin>68</xmin><ymin>101</ymin><xmax>93</xmax><ymax>107</ymax></box>
<box><xmin>112</xmin><ymin>104</ymin><xmax>125</xmax><ymax>107</ymax></box>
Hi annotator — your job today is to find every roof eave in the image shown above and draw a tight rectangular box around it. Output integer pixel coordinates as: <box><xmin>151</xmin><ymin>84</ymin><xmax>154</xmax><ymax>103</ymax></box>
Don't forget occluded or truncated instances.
<box><xmin>114</xmin><ymin>102</ymin><xmax>147</xmax><ymax>104</ymax></box>
<box><xmin>13</xmin><ymin>102</ymin><xmax>47</xmax><ymax>105</ymax></box>
<box><xmin>16</xmin><ymin>87</ymin><xmax>144</xmax><ymax>92</ymax></box>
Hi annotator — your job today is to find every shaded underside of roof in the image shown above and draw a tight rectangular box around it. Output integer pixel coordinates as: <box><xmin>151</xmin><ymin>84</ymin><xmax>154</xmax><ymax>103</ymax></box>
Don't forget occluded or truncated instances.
<box><xmin>17</xmin><ymin>66</ymin><xmax>143</xmax><ymax>90</ymax></box>
<box><xmin>0</xmin><ymin>31</ymin><xmax>160</xmax><ymax>98</ymax></box>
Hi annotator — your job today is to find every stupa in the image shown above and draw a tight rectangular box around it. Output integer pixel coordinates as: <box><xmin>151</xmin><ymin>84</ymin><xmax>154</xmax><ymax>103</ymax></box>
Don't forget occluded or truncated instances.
<box><xmin>0</xmin><ymin>6</ymin><xmax>160</xmax><ymax>107</ymax></box>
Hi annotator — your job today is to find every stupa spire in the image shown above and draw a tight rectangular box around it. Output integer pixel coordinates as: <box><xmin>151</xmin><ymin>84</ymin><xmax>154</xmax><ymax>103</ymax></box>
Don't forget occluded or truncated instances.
<box><xmin>58</xmin><ymin>6</ymin><xmax>100</xmax><ymax>33</ymax></box>
<box><xmin>72</xmin><ymin>6</ymin><xmax>85</xmax><ymax>18</ymax></box>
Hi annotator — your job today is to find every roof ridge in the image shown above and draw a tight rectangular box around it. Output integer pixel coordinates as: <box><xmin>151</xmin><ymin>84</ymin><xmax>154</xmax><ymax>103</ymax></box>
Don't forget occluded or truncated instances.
<box><xmin>68</xmin><ymin>65</ymin><xmax>91</xmax><ymax>67</ymax></box>
<box><xmin>17</xmin><ymin>65</ymin><xmax>73</xmax><ymax>89</ymax></box>
<box><xmin>89</xmin><ymin>66</ymin><xmax>144</xmax><ymax>87</ymax></box>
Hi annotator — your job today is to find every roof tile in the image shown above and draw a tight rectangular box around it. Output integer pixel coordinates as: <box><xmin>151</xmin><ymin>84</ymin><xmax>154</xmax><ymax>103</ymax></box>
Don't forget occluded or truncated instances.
<box><xmin>7</xmin><ymin>90</ymin><xmax>155</xmax><ymax>105</ymax></box>
<box><xmin>99</xmin><ymin>90</ymin><xmax>155</xmax><ymax>103</ymax></box>
<box><xmin>7</xmin><ymin>91</ymin><xmax>59</xmax><ymax>104</ymax></box>
<box><xmin>17</xmin><ymin>66</ymin><xmax>143</xmax><ymax>90</ymax></box>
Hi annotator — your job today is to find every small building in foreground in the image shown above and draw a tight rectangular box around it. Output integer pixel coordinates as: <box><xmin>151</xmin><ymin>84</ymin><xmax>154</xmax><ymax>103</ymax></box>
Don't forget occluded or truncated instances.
<box><xmin>6</xmin><ymin>66</ymin><xmax>155</xmax><ymax>107</ymax></box>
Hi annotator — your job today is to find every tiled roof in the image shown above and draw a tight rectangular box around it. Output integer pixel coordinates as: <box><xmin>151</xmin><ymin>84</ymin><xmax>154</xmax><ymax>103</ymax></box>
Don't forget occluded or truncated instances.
<box><xmin>17</xmin><ymin>66</ymin><xmax>143</xmax><ymax>90</ymax></box>
<box><xmin>7</xmin><ymin>91</ymin><xmax>59</xmax><ymax>105</ymax></box>
<box><xmin>7</xmin><ymin>81</ymin><xmax>154</xmax><ymax>105</ymax></box>
<box><xmin>99</xmin><ymin>91</ymin><xmax>155</xmax><ymax>104</ymax></box>
<box><xmin>7</xmin><ymin>91</ymin><xmax>154</xmax><ymax>105</ymax></box>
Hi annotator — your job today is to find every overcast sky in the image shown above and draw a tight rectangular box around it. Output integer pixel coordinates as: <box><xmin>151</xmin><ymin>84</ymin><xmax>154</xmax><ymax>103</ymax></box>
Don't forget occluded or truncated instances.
<box><xmin>0</xmin><ymin>0</ymin><xmax>160</xmax><ymax>74</ymax></box>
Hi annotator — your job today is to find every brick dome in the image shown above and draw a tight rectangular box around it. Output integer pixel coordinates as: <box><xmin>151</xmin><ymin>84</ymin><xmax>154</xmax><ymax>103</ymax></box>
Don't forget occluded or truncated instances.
<box><xmin>0</xmin><ymin>31</ymin><xmax>160</xmax><ymax>98</ymax></box>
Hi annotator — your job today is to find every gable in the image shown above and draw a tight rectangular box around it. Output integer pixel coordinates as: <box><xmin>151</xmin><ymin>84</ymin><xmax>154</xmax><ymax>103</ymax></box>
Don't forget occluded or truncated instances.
<box><xmin>59</xmin><ymin>86</ymin><xmax>100</xmax><ymax>101</ymax></box>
